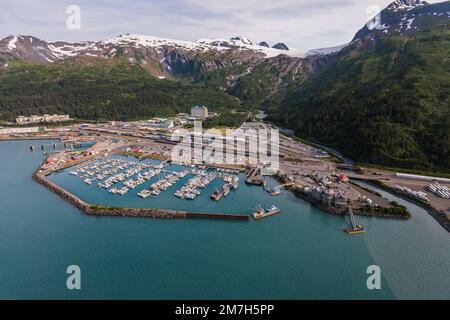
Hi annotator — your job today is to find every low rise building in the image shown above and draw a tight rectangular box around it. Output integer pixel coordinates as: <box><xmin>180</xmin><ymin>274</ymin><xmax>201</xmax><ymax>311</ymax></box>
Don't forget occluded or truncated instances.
<box><xmin>16</xmin><ymin>114</ymin><xmax>70</xmax><ymax>124</ymax></box>
<box><xmin>0</xmin><ymin>126</ymin><xmax>45</xmax><ymax>134</ymax></box>
<box><xmin>309</xmin><ymin>186</ymin><xmax>348</xmax><ymax>207</ymax></box>
<box><xmin>141</xmin><ymin>118</ymin><xmax>174</xmax><ymax>129</ymax></box>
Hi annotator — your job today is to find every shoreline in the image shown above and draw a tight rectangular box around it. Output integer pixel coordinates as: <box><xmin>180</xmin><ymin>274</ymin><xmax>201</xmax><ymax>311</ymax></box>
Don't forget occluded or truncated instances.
<box><xmin>0</xmin><ymin>136</ymin><xmax>61</xmax><ymax>142</ymax></box>
<box><xmin>33</xmin><ymin>168</ymin><xmax>249</xmax><ymax>221</ymax></box>
<box><xmin>274</xmin><ymin>173</ymin><xmax>410</xmax><ymax>220</ymax></box>
<box><xmin>26</xmin><ymin>139</ymin><xmax>444</xmax><ymax>227</ymax></box>
<box><xmin>291</xmin><ymin>186</ymin><xmax>410</xmax><ymax>220</ymax></box>
<box><xmin>351</xmin><ymin>178</ymin><xmax>450</xmax><ymax>233</ymax></box>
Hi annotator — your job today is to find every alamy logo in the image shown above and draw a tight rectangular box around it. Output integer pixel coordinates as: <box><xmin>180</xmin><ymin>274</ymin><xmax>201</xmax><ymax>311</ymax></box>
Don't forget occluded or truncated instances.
<box><xmin>366</xmin><ymin>265</ymin><xmax>381</xmax><ymax>290</ymax></box>
<box><xmin>66</xmin><ymin>5</ymin><xmax>81</xmax><ymax>30</ymax></box>
<box><xmin>66</xmin><ymin>265</ymin><xmax>81</xmax><ymax>290</ymax></box>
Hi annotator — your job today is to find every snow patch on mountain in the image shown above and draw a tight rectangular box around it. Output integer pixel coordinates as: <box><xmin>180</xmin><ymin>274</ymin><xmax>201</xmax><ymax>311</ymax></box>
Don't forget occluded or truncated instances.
<box><xmin>305</xmin><ymin>44</ymin><xmax>347</xmax><ymax>56</ymax></box>
<box><xmin>197</xmin><ymin>36</ymin><xmax>305</xmax><ymax>58</ymax></box>
<box><xmin>388</xmin><ymin>0</ymin><xmax>428</xmax><ymax>11</ymax></box>
<box><xmin>102</xmin><ymin>34</ymin><xmax>212</xmax><ymax>51</ymax></box>
<box><xmin>7</xmin><ymin>35</ymin><xmax>19</xmax><ymax>50</ymax></box>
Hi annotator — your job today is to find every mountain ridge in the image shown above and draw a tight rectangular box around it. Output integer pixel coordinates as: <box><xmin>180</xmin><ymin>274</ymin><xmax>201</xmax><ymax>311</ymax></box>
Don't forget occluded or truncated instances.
<box><xmin>0</xmin><ymin>0</ymin><xmax>449</xmax><ymax>170</ymax></box>
<box><xmin>266</xmin><ymin>1</ymin><xmax>450</xmax><ymax>170</ymax></box>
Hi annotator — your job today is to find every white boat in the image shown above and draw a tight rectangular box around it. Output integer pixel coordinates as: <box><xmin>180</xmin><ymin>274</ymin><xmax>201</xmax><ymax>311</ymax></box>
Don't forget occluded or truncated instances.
<box><xmin>138</xmin><ymin>189</ymin><xmax>151</xmax><ymax>199</ymax></box>
<box><xmin>223</xmin><ymin>184</ymin><xmax>230</xmax><ymax>196</ymax></box>
<box><xmin>231</xmin><ymin>176</ymin><xmax>239</xmax><ymax>189</ymax></box>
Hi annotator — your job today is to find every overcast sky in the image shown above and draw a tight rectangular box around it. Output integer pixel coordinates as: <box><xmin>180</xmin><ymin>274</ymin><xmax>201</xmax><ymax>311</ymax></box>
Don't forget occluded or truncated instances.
<box><xmin>0</xmin><ymin>0</ymin><xmax>441</xmax><ymax>50</ymax></box>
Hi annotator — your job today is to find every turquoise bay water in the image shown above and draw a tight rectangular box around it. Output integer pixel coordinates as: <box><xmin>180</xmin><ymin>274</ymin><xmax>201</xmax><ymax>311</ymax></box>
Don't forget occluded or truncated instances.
<box><xmin>0</xmin><ymin>140</ymin><xmax>449</xmax><ymax>299</ymax></box>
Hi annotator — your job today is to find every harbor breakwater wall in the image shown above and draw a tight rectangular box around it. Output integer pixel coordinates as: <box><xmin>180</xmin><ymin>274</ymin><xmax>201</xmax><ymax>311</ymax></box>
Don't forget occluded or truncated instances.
<box><xmin>33</xmin><ymin>171</ymin><xmax>249</xmax><ymax>221</ymax></box>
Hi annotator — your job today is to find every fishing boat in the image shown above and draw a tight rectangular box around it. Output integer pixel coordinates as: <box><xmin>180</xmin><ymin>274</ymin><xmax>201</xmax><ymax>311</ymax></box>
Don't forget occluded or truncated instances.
<box><xmin>137</xmin><ymin>189</ymin><xmax>151</xmax><ymax>199</ymax></box>
<box><xmin>269</xmin><ymin>188</ymin><xmax>282</xmax><ymax>196</ymax></box>
<box><xmin>108</xmin><ymin>188</ymin><xmax>118</xmax><ymax>194</ymax></box>
<box><xmin>151</xmin><ymin>189</ymin><xmax>161</xmax><ymax>196</ymax></box>
<box><xmin>117</xmin><ymin>187</ymin><xmax>129</xmax><ymax>195</ymax></box>
<box><xmin>223</xmin><ymin>184</ymin><xmax>230</xmax><ymax>196</ymax></box>
<box><xmin>185</xmin><ymin>193</ymin><xmax>196</xmax><ymax>200</ymax></box>
<box><xmin>252</xmin><ymin>204</ymin><xmax>281</xmax><ymax>220</ymax></box>
<box><xmin>211</xmin><ymin>189</ymin><xmax>223</xmax><ymax>201</ymax></box>
<box><xmin>231</xmin><ymin>176</ymin><xmax>239</xmax><ymax>189</ymax></box>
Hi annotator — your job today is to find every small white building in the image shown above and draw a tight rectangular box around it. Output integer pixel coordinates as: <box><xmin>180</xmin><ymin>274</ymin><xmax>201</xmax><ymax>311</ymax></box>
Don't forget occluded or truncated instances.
<box><xmin>16</xmin><ymin>114</ymin><xmax>70</xmax><ymax>124</ymax></box>
<box><xmin>0</xmin><ymin>126</ymin><xmax>45</xmax><ymax>134</ymax></box>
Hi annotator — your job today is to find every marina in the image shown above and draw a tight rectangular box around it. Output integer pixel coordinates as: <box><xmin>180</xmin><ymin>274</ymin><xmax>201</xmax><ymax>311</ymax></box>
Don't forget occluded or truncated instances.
<box><xmin>1</xmin><ymin>140</ymin><xmax>450</xmax><ymax>299</ymax></box>
<box><xmin>46</xmin><ymin>153</ymin><xmax>251</xmax><ymax>216</ymax></box>
<box><xmin>63</xmin><ymin>155</ymin><xmax>241</xmax><ymax>204</ymax></box>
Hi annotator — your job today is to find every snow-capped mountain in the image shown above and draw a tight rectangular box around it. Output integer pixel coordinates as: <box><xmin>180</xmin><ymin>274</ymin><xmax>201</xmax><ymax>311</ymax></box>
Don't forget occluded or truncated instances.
<box><xmin>353</xmin><ymin>0</ymin><xmax>449</xmax><ymax>41</ymax></box>
<box><xmin>0</xmin><ymin>33</ymin><xmax>305</xmax><ymax>64</ymax></box>
<box><xmin>1</xmin><ymin>0</ymin><xmax>448</xmax><ymax>94</ymax></box>
<box><xmin>0</xmin><ymin>35</ymin><xmax>64</xmax><ymax>62</ymax></box>
<box><xmin>388</xmin><ymin>0</ymin><xmax>429</xmax><ymax>11</ymax></box>
<box><xmin>196</xmin><ymin>36</ymin><xmax>298</xmax><ymax>57</ymax></box>
<box><xmin>305</xmin><ymin>44</ymin><xmax>348</xmax><ymax>56</ymax></box>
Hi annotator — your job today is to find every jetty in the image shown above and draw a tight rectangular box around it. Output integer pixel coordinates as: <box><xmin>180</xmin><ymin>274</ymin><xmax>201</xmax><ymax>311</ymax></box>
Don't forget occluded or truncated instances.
<box><xmin>344</xmin><ymin>205</ymin><xmax>366</xmax><ymax>235</ymax></box>
<box><xmin>245</xmin><ymin>167</ymin><xmax>264</xmax><ymax>185</ymax></box>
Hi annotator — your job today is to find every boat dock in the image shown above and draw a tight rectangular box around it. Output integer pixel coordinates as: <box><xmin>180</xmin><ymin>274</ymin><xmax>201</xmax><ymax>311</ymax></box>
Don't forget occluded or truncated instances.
<box><xmin>265</xmin><ymin>182</ymin><xmax>295</xmax><ymax>196</ymax></box>
<box><xmin>33</xmin><ymin>169</ymin><xmax>250</xmax><ymax>221</ymax></box>
<box><xmin>30</xmin><ymin>142</ymin><xmax>83</xmax><ymax>151</ymax></box>
<box><xmin>246</xmin><ymin>167</ymin><xmax>264</xmax><ymax>185</ymax></box>
<box><xmin>345</xmin><ymin>206</ymin><xmax>366</xmax><ymax>234</ymax></box>
<box><xmin>252</xmin><ymin>205</ymin><xmax>281</xmax><ymax>220</ymax></box>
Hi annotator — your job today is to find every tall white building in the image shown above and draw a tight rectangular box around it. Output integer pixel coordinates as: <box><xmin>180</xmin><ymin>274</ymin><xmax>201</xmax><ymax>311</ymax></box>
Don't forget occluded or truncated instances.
<box><xmin>191</xmin><ymin>106</ymin><xmax>208</xmax><ymax>119</ymax></box>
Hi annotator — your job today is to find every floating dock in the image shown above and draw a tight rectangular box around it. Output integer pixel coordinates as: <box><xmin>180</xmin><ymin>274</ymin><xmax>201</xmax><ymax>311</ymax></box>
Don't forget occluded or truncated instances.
<box><xmin>252</xmin><ymin>205</ymin><xmax>281</xmax><ymax>220</ymax></box>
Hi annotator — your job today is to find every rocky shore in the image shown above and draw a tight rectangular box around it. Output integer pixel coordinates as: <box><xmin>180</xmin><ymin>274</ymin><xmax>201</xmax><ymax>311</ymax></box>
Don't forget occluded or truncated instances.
<box><xmin>33</xmin><ymin>171</ymin><xmax>188</xmax><ymax>219</ymax></box>
<box><xmin>273</xmin><ymin>172</ymin><xmax>410</xmax><ymax>220</ymax></box>
<box><xmin>291</xmin><ymin>188</ymin><xmax>409</xmax><ymax>219</ymax></box>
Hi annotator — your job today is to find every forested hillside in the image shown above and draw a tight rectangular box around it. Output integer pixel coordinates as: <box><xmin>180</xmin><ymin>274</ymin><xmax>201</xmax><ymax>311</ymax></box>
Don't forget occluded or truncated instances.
<box><xmin>268</xmin><ymin>24</ymin><xmax>450</xmax><ymax>170</ymax></box>
<box><xmin>0</xmin><ymin>57</ymin><xmax>239</xmax><ymax>121</ymax></box>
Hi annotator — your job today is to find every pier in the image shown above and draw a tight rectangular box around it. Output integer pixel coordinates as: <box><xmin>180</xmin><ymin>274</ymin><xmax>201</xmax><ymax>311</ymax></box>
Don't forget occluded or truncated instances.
<box><xmin>30</xmin><ymin>142</ymin><xmax>82</xmax><ymax>151</ymax></box>
<box><xmin>245</xmin><ymin>167</ymin><xmax>264</xmax><ymax>185</ymax></box>
<box><xmin>345</xmin><ymin>206</ymin><xmax>366</xmax><ymax>235</ymax></box>
<box><xmin>265</xmin><ymin>182</ymin><xmax>295</xmax><ymax>195</ymax></box>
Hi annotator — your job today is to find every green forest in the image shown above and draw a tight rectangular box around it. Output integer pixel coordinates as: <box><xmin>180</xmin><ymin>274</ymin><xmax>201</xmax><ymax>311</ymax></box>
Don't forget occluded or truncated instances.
<box><xmin>1</xmin><ymin>22</ymin><xmax>449</xmax><ymax>171</ymax></box>
<box><xmin>0</xmin><ymin>57</ymin><xmax>239</xmax><ymax>121</ymax></box>
<box><xmin>267</xmin><ymin>25</ymin><xmax>450</xmax><ymax>171</ymax></box>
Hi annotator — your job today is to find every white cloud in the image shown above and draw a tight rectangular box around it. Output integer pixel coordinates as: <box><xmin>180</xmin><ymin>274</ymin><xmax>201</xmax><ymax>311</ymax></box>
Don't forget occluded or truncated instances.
<box><xmin>0</xmin><ymin>0</ymin><xmax>443</xmax><ymax>50</ymax></box>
